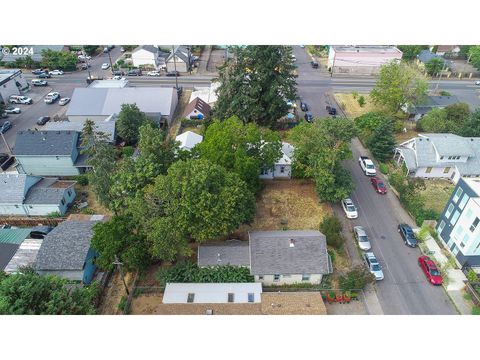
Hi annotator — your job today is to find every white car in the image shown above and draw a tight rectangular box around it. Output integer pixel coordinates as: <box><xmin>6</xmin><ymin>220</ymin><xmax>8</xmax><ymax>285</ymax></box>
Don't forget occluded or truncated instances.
<box><xmin>341</xmin><ymin>198</ymin><xmax>358</xmax><ymax>219</ymax></box>
<box><xmin>4</xmin><ymin>106</ymin><xmax>21</xmax><ymax>114</ymax></box>
<box><xmin>475</xmin><ymin>80</ymin><xmax>480</xmax><ymax>86</ymax></box>
<box><xmin>59</xmin><ymin>97</ymin><xmax>71</xmax><ymax>106</ymax></box>
<box><xmin>49</xmin><ymin>69</ymin><xmax>64</xmax><ymax>75</ymax></box>
<box><xmin>101</xmin><ymin>63</ymin><xmax>110</xmax><ymax>70</ymax></box>
<box><xmin>78</xmin><ymin>54</ymin><xmax>91</xmax><ymax>60</ymax></box>
<box><xmin>44</xmin><ymin>92</ymin><xmax>60</xmax><ymax>104</ymax></box>
<box><xmin>364</xmin><ymin>252</ymin><xmax>384</xmax><ymax>281</ymax></box>
<box><xmin>354</xmin><ymin>226</ymin><xmax>372</xmax><ymax>251</ymax></box>
<box><xmin>147</xmin><ymin>71</ymin><xmax>161</xmax><ymax>76</ymax></box>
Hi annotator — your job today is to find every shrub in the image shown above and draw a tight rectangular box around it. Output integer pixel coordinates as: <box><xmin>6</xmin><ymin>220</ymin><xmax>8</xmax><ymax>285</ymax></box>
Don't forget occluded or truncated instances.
<box><xmin>339</xmin><ymin>266</ymin><xmax>375</xmax><ymax>290</ymax></box>
<box><xmin>319</xmin><ymin>216</ymin><xmax>344</xmax><ymax>249</ymax></box>
<box><xmin>472</xmin><ymin>307</ymin><xmax>480</xmax><ymax>315</ymax></box>
<box><xmin>379</xmin><ymin>163</ymin><xmax>389</xmax><ymax>175</ymax></box>
<box><xmin>467</xmin><ymin>269</ymin><xmax>479</xmax><ymax>283</ymax></box>
<box><xmin>340</xmin><ymin>102</ymin><xmax>346</xmax><ymax>110</ymax></box>
<box><xmin>414</xmin><ymin>208</ymin><xmax>439</xmax><ymax>227</ymax></box>
<box><xmin>80</xmin><ymin>208</ymin><xmax>95</xmax><ymax>215</ymax></box>
<box><xmin>118</xmin><ymin>296</ymin><xmax>127</xmax><ymax>311</ymax></box>
<box><xmin>357</xmin><ymin>95</ymin><xmax>366</xmax><ymax>107</ymax></box>
<box><xmin>122</xmin><ymin>146</ymin><xmax>135</xmax><ymax>157</ymax></box>
<box><xmin>75</xmin><ymin>174</ymin><xmax>89</xmax><ymax>186</ymax></box>
<box><xmin>46</xmin><ymin>211</ymin><xmax>62</xmax><ymax>218</ymax></box>
<box><xmin>352</xmin><ymin>91</ymin><xmax>359</xmax><ymax>99</ymax></box>
<box><xmin>439</xmin><ymin>90</ymin><xmax>451</xmax><ymax>96</ymax></box>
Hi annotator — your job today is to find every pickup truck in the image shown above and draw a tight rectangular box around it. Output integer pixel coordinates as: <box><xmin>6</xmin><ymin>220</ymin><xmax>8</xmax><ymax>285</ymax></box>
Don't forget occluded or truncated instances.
<box><xmin>359</xmin><ymin>156</ymin><xmax>376</xmax><ymax>176</ymax></box>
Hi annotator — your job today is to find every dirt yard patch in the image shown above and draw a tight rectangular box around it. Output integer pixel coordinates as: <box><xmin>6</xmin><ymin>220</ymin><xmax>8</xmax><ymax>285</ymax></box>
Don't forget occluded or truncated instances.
<box><xmin>334</xmin><ymin>93</ymin><xmax>376</xmax><ymax>119</ymax></box>
<box><xmin>418</xmin><ymin>180</ymin><xmax>454</xmax><ymax>214</ymax></box>
<box><xmin>168</xmin><ymin>89</ymin><xmax>192</xmax><ymax>140</ymax></box>
<box><xmin>232</xmin><ymin>180</ymin><xmax>332</xmax><ymax>240</ymax></box>
<box><xmin>395</xmin><ymin>121</ymin><xmax>419</xmax><ymax>144</ymax></box>
<box><xmin>68</xmin><ymin>184</ymin><xmax>112</xmax><ymax>216</ymax></box>
<box><xmin>97</xmin><ymin>270</ymin><xmax>135</xmax><ymax>315</ymax></box>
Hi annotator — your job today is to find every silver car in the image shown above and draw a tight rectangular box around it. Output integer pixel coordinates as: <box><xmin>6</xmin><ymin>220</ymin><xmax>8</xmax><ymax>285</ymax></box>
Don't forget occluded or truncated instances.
<box><xmin>364</xmin><ymin>252</ymin><xmax>384</xmax><ymax>281</ymax></box>
<box><xmin>354</xmin><ymin>226</ymin><xmax>372</xmax><ymax>251</ymax></box>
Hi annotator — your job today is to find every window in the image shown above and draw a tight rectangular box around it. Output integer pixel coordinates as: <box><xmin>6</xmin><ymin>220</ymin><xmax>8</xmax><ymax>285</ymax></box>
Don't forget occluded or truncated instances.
<box><xmin>29</xmin><ymin>205</ymin><xmax>33</xmax><ymax>209</ymax></box>
<box><xmin>462</xmin><ymin>233</ymin><xmax>470</xmax><ymax>247</ymax></box>
<box><xmin>302</xmin><ymin>274</ymin><xmax>310</xmax><ymax>281</ymax></box>
<box><xmin>15</xmin><ymin>205</ymin><xmax>19</xmax><ymax>208</ymax></box>
<box><xmin>453</xmin><ymin>187</ymin><xmax>463</xmax><ymax>203</ymax></box>
<box><xmin>451</xmin><ymin>210</ymin><xmax>461</xmax><ymax>226</ymax></box>
<box><xmin>280</xmin><ymin>166</ymin><xmax>285</xmax><ymax>173</ymax></box>
<box><xmin>61</xmin><ymin>198</ymin><xmax>65</xmax><ymax>206</ymax></box>
<box><xmin>437</xmin><ymin>220</ymin><xmax>446</xmax><ymax>234</ymax></box>
<box><xmin>443</xmin><ymin>167</ymin><xmax>451</xmax><ymax>174</ymax></box>
<box><xmin>448</xmin><ymin>156</ymin><xmax>452</xmax><ymax>160</ymax></box>
<box><xmin>470</xmin><ymin>217</ymin><xmax>480</xmax><ymax>232</ymax></box>
<box><xmin>440</xmin><ymin>156</ymin><xmax>444</xmax><ymax>160</ymax></box>
<box><xmin>67</xmin><ymin>190</ymin><xmax>72</xmax><ymax>197</ymax></box>
<box><xmin>458</xmin><ymin>194</ymin><xmax>469</xmax><ymax>210</ymax></box>
<box><xmin>187</xmin><ymin>293</ymin><xmax>195</xmax><ymax>303</ymax></box>
<box><xmin>425</xmin><ymin>167</ymin><xmax>432</xmax><ymax>173</ymax></box>
<box><xmin>258</xmin><ymin>275</ymin><xmax>264</xmax><ymax>280</ymax></box>
<box><xmin>445</xmin><ymin>203</ymin><xmax>454</xmax><ymax>218</ymax></box>
<box><xmin>227</xmin><ymin>293</ymin><xmax>234</xmax><ymax>303</ymax></box>
<box><xmin>247</xmin><ymin>293</ymin><xmax>255</xmax><ymax>303</ymax></box>
<box><xmin>273</xmin><ymin>274</ymin><xmax>280</xmax><ymax>281</ymax></box>
<box><xmin>465</xmin><ymin>208</ymin><xmax>473</xmax><ymax>219</ymax></box>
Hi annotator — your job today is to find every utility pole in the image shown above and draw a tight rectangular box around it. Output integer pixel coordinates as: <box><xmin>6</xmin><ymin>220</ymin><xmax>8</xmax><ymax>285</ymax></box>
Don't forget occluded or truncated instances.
<box><xmin>434</xmin><ymin>62</ymin><xmax>447</xmax><ymax>93</ymax></box>
<box><xmin>113</xmin><ymin>255</ymin><xmax>129</xmax><ymax>295</ymax></box>
<box><xmin>107</xmin><ymin>46</ymin><xmax>114</xmax><ymax>73</ymax></box>
<box><xmin>330</xmin><ymin>53</ymin><xmax>336</xmax><ymax>78</ymax></box>
<box><xmin>171</xmin><ymin>45</ymin><xmax>179</xmax><ymax>90</ymax></box>
<box><xmin>82</xmin><ymin>46</ymin><xmax>92</xmax><ymax>81</ymax></box>
<box><xmin>187</xmin><ymin>45</ymin><xmax>192</xmax><ymax>75</ymax></box>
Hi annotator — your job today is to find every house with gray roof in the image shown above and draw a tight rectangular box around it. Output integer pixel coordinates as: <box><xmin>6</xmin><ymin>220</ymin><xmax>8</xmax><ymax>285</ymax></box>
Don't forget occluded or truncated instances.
<box><xmin>0</xmin><ymin>173</ymin><xmax>76</xmax><ymax>216</ymax></box>
<box><xmin>403</xmin><ymin>95</ymin><xmax>459</xmax><ymax>121</ymax></box>
<box><xmin>12</xmin><ymin>130</ymin><xmax>87</xmax><ymax>176</ymax></box>
<box><xmin>35</xmin><ymin>216</ymin><xmax>106</xmax><ymax>284</ymax></box>
<box><xmin>44</xmin><ymin>115</ymin><xmax>117</xmax><ymax>143</ymax></box>
<box><xmin>131</xmin><ymin>45</ymin><xmax>162</xmax><ymax>69</ymax></box>
<box><xmin>394</xmin><ymin>133</ymin><xmax>480</xmax><ymax>183</ymax></box>
<box><xmin>66</xmin><ymin>87</ymin><xmax>178</xmax><ymax>125</ymax></box>
<box><xmin>198</xmin><ymin>230</ymin><xmax>332</xmax><ymax>285</ymax></box>
<box><xmin>166</xmin><ymin>45</ymin><xmax>192</xmax><ymax>73</ymax></box>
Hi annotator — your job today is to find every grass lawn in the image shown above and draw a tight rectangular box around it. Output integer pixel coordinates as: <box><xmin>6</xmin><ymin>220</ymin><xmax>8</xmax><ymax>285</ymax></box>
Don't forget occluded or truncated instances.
<box><xmin>333</xmin><ymin>93</ymin><xmax>376</xmax><ymax>119</ymax></box>
<box><xmin>395</xmin><ymin>120</ymin><xmax>419</xmax><ymax>144</ymax></box>
<box><xmin>231</xmin><ymin>179</ymin><xmax>332</xmax><ymax>241</ymax></box>
<box><xmin>181</xmin><ymin>126</ymin><xmax>203</xmax><ymax>135</ymax></box>
<box><xmin>418</xmin><ymin>180</ymin><xmax>454</xmax><ymax>214</ymax></box>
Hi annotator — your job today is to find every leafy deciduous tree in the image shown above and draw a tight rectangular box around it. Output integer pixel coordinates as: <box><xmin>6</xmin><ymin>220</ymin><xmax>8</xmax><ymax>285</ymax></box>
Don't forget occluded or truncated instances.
<box><xmin>396</xmin><ymin>45</ymin><xmax>429</xmax><ymax>61</ymax></box>
<box><xmin>425</xmin><ymin>57</ymin><xmax>445</xmax><ymax>76</ymax></box>
<box><xmin>116</xmin><ymin>103</ymin><xmax>149</xmax><ymax>144</ymax></box>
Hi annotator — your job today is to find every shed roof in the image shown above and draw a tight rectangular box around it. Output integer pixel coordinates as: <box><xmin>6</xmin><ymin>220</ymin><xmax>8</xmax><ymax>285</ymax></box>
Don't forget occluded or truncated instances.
<box><xmin>35</xmin><ymin>219</ymin><xmax>99</xmax><ymax>271</ymax></box>
<box><xmin>0</xmin><ymin>228</ymin><xmax>33</xmax><ymax>244</ymax></box>
<box><xmin>0</xmin><ymin>243</ymin><xmax>20</xmax><ymax>270</ymax></box>
<box><xmin>4</xmin><ymin>238</ymin><xmax>43</xmax><ymax>273</ymax></box>
<box><xmin>175</xmin><ymin>131</ymin><xmax>203</xmax><ymax>151</ymax></box>
<box><xmin>163</xmin><ymin>283</ymin><xmax>262</xmax><ymax>304</ymax></box>
<box><xmin>182</xmin><ymin>97</ymin><xmax>211</xmax><ymax>118</ymax></box>
<box><xmin>198</xmin><ymin>241</ymin><xmax>250</xmax><ymax>267</ymax></box>
<box><xmin>24</xmin><ymin>178</ymin><xmax>75</xmax><ymax>205</ymax></box>
<box><xmin>249</xmin><ymin>230</ymin><xmax>330</xmax><ymax>275</ymax></box>
<box><xmin>417</xmin><ymin>50</ymin><xmax>441</xmax><ymax>63</ymax></box>
<box><xmin>13</xmin><ymin>131</ymin><xmax>78</xmax><ymax>156</ymax></box>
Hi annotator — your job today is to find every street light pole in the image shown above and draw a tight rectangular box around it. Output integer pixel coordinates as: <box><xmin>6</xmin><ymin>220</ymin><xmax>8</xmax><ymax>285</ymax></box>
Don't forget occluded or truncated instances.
<box><xmin>434</xmin><ymin>62</ymin><xmax>447</xmax><ymax>93</ymax></box>
<box><xmin>107</xmin><ymin>46</ymin><xmax>114</xmax><ymax>74</ymax></box>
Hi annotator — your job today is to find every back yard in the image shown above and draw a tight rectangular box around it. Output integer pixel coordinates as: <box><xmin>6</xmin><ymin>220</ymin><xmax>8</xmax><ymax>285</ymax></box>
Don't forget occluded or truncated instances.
<box><xmin>418</xmin><ymin>180</ymin><xmax>454</xmax><ymax>214</ymax></box>
<box><xmin>334</xmin><ymin>93</ymin><xmax>375</xmax><ymax>119</ymax></box>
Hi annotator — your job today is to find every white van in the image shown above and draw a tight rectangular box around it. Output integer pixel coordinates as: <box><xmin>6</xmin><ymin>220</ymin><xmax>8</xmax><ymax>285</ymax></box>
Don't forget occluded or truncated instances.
<box><xmin>9</xmin><ymin>95</ymin><xmax>33</xmax><ymax>104</ymax></box>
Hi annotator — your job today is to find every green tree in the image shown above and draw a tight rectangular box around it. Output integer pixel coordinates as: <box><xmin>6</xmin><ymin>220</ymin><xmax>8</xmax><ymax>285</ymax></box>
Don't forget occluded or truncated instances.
<box><xmin>396</xmin><ymin>45</ymin><xmax>429</xmax><ymax>60</ymax></box>
<box><xmin>370</xmin><ymin>62</ymin><xmax>428</xmax><ymax>114</ymax></box>
<box><xmin>197</xmin><ymin>116</ymin><xmax>282</xmax><ymax>193</ymax></box>
<box><xmin>366</xmin><ymin>118</ymin><xmax>396</xmax><ymax>162</ymax></box>
<box><xmin>339</xmin><ymin>265</ymin><xmax>376</xmax><ymax>290</ymax></box>
<box><xmin>0</xmin><ymin>268</ymin><xmax>97</xmax><ymax>315</ymax></box>
<box><xmin>86</xmin><ymin>142</ymin><xmax>117</xmax><ymax>210</ymax></box>
<box><xmin>319</xmin><ymin>215</ymin><xmax>344</xmax><ymax>249</ymax></box>
<box><xmin>468</xmin><ymin>46</ymin><xmax>480</xmax><ymax>70</ymax></box>
<box><xmin>81</xmin><ymin>119</ymin><xmax>110</xmax><ymax>155</ymax></box>
<box><xmin>214</xmin><ymin>46</ymin><xmax>297</xmax><ymax>128</ymax></box>
<box><xmin>136</xmin><ymin>159</ymin><xmax>256</xmax><ymax>260</ymax></box>
<box><xmin>357</xmin><ymin>95</ymin><xmax>366</xmax><ymax>107</ymax></box>
<box><xmin>458</xmin><ymin>108</ymin><xmax>480</xmax><ymax>137</ymax></box>
<box><xmin>425</xmin><ymin>57</ymin><xmax>445</xmax><ymax>75</ymax></box>
<box><xmin>40</xmin><ymin>49</ymin><xmax>78</xmax><ymax>71</ymax></box>
<box><xmin>288</xmin><ymin>118</ymin><xmax>357</xmax><ymax>202</ymax></box>
<box><xmin>116</xmin><ymin>103</ymin><xmax>149</xmax><ymax>144</ymax></box>
<box><xmin>417</xmin><ymin>103</ymin><xmax>470</xmax><ymax>134</ymax></box>
<box><xmin>83</xmin><ymin>45</ymin><xmax>99</xmax><ymax>56</ymax></box>
<box><xmin>355</xmin><ymin>112</ymin><xmax>390</xmax><ymax>141</ymax></box>
<box><xmin>91</xmin><ymin>216</ymin><xmax>151</xmax><ymax>271</ymax></box>
<box><xmin>445</xmin><ymin>102</ymin><xmax>470</xmax><ymax>123</ymax></box>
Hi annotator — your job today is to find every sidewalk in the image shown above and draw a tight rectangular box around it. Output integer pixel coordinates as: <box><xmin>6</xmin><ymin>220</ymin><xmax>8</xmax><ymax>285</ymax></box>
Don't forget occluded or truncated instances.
<box><xmin>196</xmin><ymin>45</ymin><xmax>211</xmax><ymax>74</ymax></box>
<box><xmin>415</xmin><ymin>230</ymin><xmax>471</xmax><ymax>314</ymax></box>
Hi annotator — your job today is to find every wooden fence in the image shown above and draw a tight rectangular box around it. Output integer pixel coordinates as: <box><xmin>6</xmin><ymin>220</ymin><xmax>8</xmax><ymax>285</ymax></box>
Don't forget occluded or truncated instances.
<box><xmin>0</xmin><ymin>217</ymin><xmax>65</xmax><ymax>227</ymax></box>
<box><xmin>465</xmin><ymin>282</ymin><xmax>480</xmax><ymax>306</ymax></box>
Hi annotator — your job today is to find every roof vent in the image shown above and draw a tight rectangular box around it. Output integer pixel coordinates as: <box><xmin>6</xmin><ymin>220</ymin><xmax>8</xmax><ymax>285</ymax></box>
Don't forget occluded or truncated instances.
<box><xmin>289</xmin><ymin>239</ymin><xmax>295</xmax><ymax>248</ymax></box>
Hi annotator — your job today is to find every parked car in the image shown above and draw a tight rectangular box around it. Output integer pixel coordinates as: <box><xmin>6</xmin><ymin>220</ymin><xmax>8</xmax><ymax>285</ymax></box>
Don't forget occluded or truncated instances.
<box><xmin>0</xmin><ymin>112</ymin><xmax>7</xmax><ymax>119</ymax></box>
<box><xmin>353</xmin><ymin>226</ymin><xmax>372</xmax><ymax>251</ymax></box>
<box><xmin>166</xmin><ymin>71</ymin><xmax>180</xmax><ymax>77</ymax></box>
<box><xmin>120</xmin><ymin>47</ymin><xmax>125</xmax><ymax>52</ymax></box>
<box><xmin>311</xmin><ymin>61</ymin><xmax>319</xmax><ymax>69</ymax></box>
<box><xmin>101</xmin><ymin>63</ymin><xmax>110</xmax><ymax>70</ymax></box>
<box><xmin>78</xmin><ymin>63</ymin><xmax>90</xmax><ymax>70</ymax></box>
<box><xmin>37</xmin><ymin>72</ymin><xmax>51</xmax><ymax>79</ymax></box>
<box><xmin>44</xmin><ymin>92</ymin><xmax>60</xmax><ymax>104</ymax></box>
<box><xmin>78</xmin><ymin>54</ymin><xmax>91</xmax><ymax>60</ymax></box>
<box><xmin>398</xmin><ymin>224</ymin><xmax>418</xmax><ymax>248</ymax></box>
<box><xmin>304</xmin><ymin>112</ymin><xmax>313</xmax><ymax>122</ymax></box>
<box><xmin>326</xmin><ymin>105</ymin><xmax>337</xmax><ymax>115</ymax></box>
<box><xmin>103</xmin><ymin>47</ymin><xmax>109</xmax><ymax>53</ymax></box>
<box><xmin>49</xmin><ymin>69</ymin><xmax>64</xmax><ymax>75</ymax></box>
<box><xmin>127</xmin><ymin>69</ymin><xmax>142</xmax><ymax>76</ymax></box>
<box><xmin>59</xmin><ymin>97</ymin><xmax>71</xmax><ymax>106</ymax></box>
<box><xmin>36</xmin><ymin>116</ymin><xmax>51</xmax><ymax>126</ymax></box>
<box><xmin>113</xmin><ymin>76</ymin><xmax>125</xmax><ymax>80</ymax></box>
<box><xmin>32</xmin><ymin>79</ymin><xmax>48</xmax><ymax>86</ymax></box>
<box><xmin>0</xmin><ymin>153</ymin><xmax>15</xmax><ymax>171</ymax></box>
<box><xmin>147</xmin><ymin>71</ymin><xmax>161</xmax><ymax>76</ymax></box>
<box><xmin>364</xmin><ymin>252</ymin><xmax>384</xmax><ymax>281</ymax></box>
<box><xmin>418</xmin><ymin>256</ymin><xmax>443</xmax><ymax>285</ymax></box>
<box><xmin>359</xmin><ymin>156</ymin><xmax>376</xmax><ymax>176</ymax></box>
<box><xmin>300</xmin><ymin>101</ymin><xmax>309</xmax><ymax>112</ymax></box>
<box><xmin>0</xmin><ymin>121</ymin><xmax>12</xmax><ymax>134</ymax></box>
<box><xmin>370</xmin><ymin>176</ymin><xmax>387</xmax><ymax>194</ymax></box>
<box><xmin>9</xmin><ymin>95</ymin><xmax>32</xmax><ymax>104</ymax></box>
<box><xmin>475</xmin><ymin>80</ymin><xmax>480</xmax><ymax>86</ymax></box>
<box><xmin>4</xmin><ymin>106</ymin><xmax>21</xmax><ymax>114</ymax></box>
<box><xmin>341</xmin><ymin>198</ymin><xmax>358</xmax><ymax>219</ymax></box>
<box><xmin>112</xmin><ymin>70</ymin><xmax>125</xmax><ymax>76</ymax></box>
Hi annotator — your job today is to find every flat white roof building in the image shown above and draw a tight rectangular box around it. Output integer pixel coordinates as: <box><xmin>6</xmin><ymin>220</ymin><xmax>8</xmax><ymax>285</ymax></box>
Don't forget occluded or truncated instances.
<box><xmin>163</xmin><ymin>283</ymin><xmax>262</xmax><ymax>304</ymax></box>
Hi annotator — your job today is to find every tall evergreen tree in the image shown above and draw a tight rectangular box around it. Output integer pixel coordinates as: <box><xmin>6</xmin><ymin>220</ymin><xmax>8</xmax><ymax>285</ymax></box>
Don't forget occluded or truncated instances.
<box><xmin>366</xmin><ymin>119</ymin><xmax>396</xmax><ymax>162</ymax></box>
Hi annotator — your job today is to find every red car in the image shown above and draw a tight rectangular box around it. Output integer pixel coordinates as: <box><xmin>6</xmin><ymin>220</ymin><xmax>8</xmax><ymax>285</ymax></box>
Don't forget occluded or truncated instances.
<box><xmin>418</xmin><ymin>256</ymin><xmax>443</xmax><ymax>285</ymax></box>
<box><xmin>370</xmin><ymin>176</ymin><xmax>387</xmax><ymax>194</ymax></box>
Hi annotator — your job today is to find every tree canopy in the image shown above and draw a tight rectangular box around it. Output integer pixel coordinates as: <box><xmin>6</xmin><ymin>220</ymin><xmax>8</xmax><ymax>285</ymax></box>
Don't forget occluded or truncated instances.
<box><xmin>425</xmin><ymin>57</ymin><xmax>445</xmax><ymax>76</ymax></box>
<box><xmin>214</xmin><ymin>46</ymin><xmax>297</xmax><ymax>128</ymax></box>
<box><xmin>457</xmin><ymin>108</ymin><xmax>480</xmax><ymax>137</ymax></box>
<box><xmin>370</xmin><ymin>62</ymin><xmax>428</xmax><ymax>114</ymax></box>
<box><xmin>417</xmin><ymin>103</ymin><xmax>471</xmax><ymax>134</ymax></box>
<box><xmin>396</xmin><ymin>45</ymin><xmax>428</xmax><ymax>61</ymax></box>
<box><xmin>40</xmin><ymin>49</ymin><xmax>78</xmax><ymax>71</ymax></box>
<box><xmin>196</xmin><ymin>116</ymin><xmax>282</xmax><ymax>193</ymax></box>
<box><xmin>288</xmin><ymin>118</ymin><xmax>357</xmax><ymax>202</ymax></box>
<box><xmin>468</xmin><ymin>46</ymin><xmax>480</xmax><ymax>70</ymax></box>
<box><xmin>0</xmin><ymin>269</ymin><xmax>97</xmax><ymax>315</ymax></box>
<box><xmin>116</xmin><ymin>103</ymin><xmax>149</xmax><ymax>144</ymax></box>
<box><xmin>366</xmin><ymin>118</ymin><xmax>396</xmax><ymax>162</ymax></box>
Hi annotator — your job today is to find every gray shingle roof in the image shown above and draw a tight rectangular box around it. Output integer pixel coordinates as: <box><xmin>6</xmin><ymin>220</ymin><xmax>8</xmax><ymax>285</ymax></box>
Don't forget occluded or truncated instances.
<box><xmin>24</xmin><ymin>178</ymin><xmax>74</xmax><ymax>205</ymax></box>
<box><xmin>0</xmin><ymin>243</ymin><xmax>20</xmax><ymax>271</ymax></box>
<box><xmin>249</xmin><ymin>230</ymin><xmax>329</xmax><ymax>275</ymax></box>
<box><xmin>198</xmin><ymin>241</ymin><xmax>250</xmax><ymax>267</ymax></box>
<box><xmin>417</xmin><ymin>50</ymin><xmax>441</xmax><ymax>64</ymax></box>
<box><xmin>35</xmin><ymin>220</ymin><xmax>97</xmax><ymax>271</ymax></box>
<box><xmin>167</xmin><ymin>46</ymin><xmax>190</xmax><ymax>63</ymax></box>
<box><xmin>13</xmin><ymin>131</ymin><xmax>78</xmax><ymax>156</ymax></box>
<box><xmin>0</xmin><ymin>174</ymin><xmax>41</xmax><ymax>204</ymax></box>
<box><xmin>44</xmin><ymin>119</ymin><xmax>116</xmax><ymax>142</ymax></box>
<box><xmin>134</xmin><ymin>45</ymin><xmax>159</xmax><ymax>54</ymax></box>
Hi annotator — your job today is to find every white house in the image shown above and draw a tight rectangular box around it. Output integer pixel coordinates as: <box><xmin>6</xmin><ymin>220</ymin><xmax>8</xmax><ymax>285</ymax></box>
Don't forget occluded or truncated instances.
<box><xmin>0</xmin><ymin>173</ymin><xmax>76</xmax><ymax>216</ymax></box>
<box><xmin>437</xmin><ymin>178</ymin><xmax>480</xmax><ymax>268</ymax></box>
<box><xmin>394</xmin><ymin>133</ymin><xmax>480</xmax><ymax>183</ymax></box>
<box><xmin>175</xmin><ymin>131</ymin><xmax>203</xmax><ymax>151</ymax></box>
<box><xmin>166</xmin><ymin>46</ymin><xmax>192</xmax><ymax>73</ymax></box>
<box><xmin>259</xmin><ymin>142</ymin><xmax>294</xmax><ymax>179</ymax></box>
<box><xmin>131</xmin><ymin>45</ymin><xmax>160</xmax><ymax>68</ymax></box>
<box><xmin>189</xmin><ymin>82</ymin><xmax>219</xmax><ymax>105</ymax></box>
